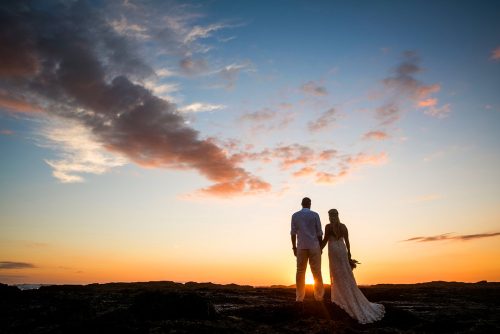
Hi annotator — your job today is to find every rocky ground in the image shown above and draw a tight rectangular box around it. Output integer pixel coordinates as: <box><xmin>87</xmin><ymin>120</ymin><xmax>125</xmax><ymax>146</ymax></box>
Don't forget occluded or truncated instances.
<box><xmin>1</xmin><ymin>281</ymin><xmax>499</xmax><ymax>333</ymax></box>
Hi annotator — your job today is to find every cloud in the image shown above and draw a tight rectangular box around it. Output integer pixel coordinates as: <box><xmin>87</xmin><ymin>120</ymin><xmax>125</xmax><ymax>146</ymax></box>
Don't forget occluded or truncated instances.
<box><xmin>308</xmin><ymin>108</ymin><xmax>337</xmax><ymax>132</ymax></box>
<box><xmin>184</xmin><ymin>23</ymin><xmax>227</xmax><ymax>44</ymax></box>
<box><xmin>179</xmin><ymin>57</ymin><xmax>209</xmax><ymax>75</ymax></box>
<box><xmin>347</xmin><ymin>152</ymin><xmax>388</xmax><ymax>166</ymax></box>
<box><xmin>363</xmin><ymin>131</ymin><xmax>389</xmax><ymax>141</ymax></box>
<box><xmin>423</xmin><ymin>103</ymin><xmax>451</xmax><ymax>118</ymax></box>
<box><xmin>216</xmin><ymin>62</ymin><xmax>252</xmax><ymax>89</ymax></box>
<box><xmin>300</xmin><ymin>81</ymin><xmax>328</xmax><ymax>97</ymax></box>
<box><xmin>0</xmin><ymin>261</ymin><xmax>35</xmax><ymax>269</ymax></box>
<box><xmin>403</xmin><ymin>232</ymin><xmax>500</xmax><ymax>242</ymax></box>
<box><xmin>40</xmin><ymin>120</ymin><xmax>127</xmax><ymax>183</ymax></box>
<box><xmin>240</xmin><ymin>108</ymin><xmax>277</xmax><ymax>122</ymax></box>
<box><xmin>0</xmin><ymin>1</ymin><xmax>268</xmax><ymax>197</ymax></box>
<box><xmin>180</xmin><ymin>103</ymin><xmax>226</xmax><ymax>113</ymax></box>
<box><xmin>110</xmin><ymin>15</ymin><xmax>149</xmax><ymax>39</ymax></box>
<box><xmin>315</xmin><ymin>152</ymin><xmax>388</xmax><ymax>184</ymax></box>
<box><xmin>0</xmin><ymin>93</ymin><xmax>42</xmax><ymax>113</ymax></box>
<box><xmin>293</xmin><ymin>166</ymin><xmax>316</xmax><ymax>177</ymax></box>
<box><xmin>491</xmin><ymin>46</ymin><xmax>500</xmax><ymax>60</ymax></box>
<box><xmin>239</xmin><ymin>108</ymin><xmax>294</xmax><ymax>132</ymax></box>
<box><xmin>319</xmin><ymin>149</ymin><xmax>337</xmax><ymax>160</ymax></box>
<box><xmin>143</xmin><ymin>80</ymin><xmax>180</xmax><ymax>99</ymax></box>
<box><xmin>229</xmin><ymin>140</ymin><xmax>385</xmax><ymax>186</ymax></box>
<box><xmin>1</xmin><ymin>129</ymin><xmax>14</xmax><ymax>135</ymax></box>
<box><xmin>417</xmin><ymin>98</ymin><xmax>438</xmax><ymax>108</ymax></box>
<box><xmin>156</xmin><ymin>68</ymin><xmax>177</xmax><ymax>78</ymax></box>
<box><xmin>377</xmin><ymin>51</ymin><xmax>450</xmax><ymax>124</ymax></box>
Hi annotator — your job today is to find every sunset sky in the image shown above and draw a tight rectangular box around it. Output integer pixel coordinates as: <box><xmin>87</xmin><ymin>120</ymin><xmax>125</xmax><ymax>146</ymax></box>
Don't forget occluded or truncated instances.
<box><xmin>1</xmin><ymin>0</ymin><xmax>499</xmax><ymax>286</ymax></box>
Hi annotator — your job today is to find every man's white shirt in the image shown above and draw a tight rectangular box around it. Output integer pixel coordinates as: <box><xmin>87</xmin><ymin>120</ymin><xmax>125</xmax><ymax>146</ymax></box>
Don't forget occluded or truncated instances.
<box><xmin>290</xmin><ymin>208</ymin><xmax>323</xmax><ymax>250</ymax></box>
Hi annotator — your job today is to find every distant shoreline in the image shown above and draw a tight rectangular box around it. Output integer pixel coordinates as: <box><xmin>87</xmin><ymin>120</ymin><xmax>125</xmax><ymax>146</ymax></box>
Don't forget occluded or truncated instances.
<box><xmin>9</xmin><ymin>279</ymin><xmax>498</xmax><ymax>290</ymax></box>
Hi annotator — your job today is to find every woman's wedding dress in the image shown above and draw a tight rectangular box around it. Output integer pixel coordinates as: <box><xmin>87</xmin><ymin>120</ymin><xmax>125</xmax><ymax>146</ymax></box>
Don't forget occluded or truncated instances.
<box><xmin>328</xmin><ymin>236</ymin><xmax>385</xmax><ymax>324</ymax></box>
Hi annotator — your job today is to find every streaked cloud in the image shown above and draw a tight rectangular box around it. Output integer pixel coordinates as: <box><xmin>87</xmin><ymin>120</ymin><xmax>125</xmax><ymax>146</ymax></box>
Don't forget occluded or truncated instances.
<box><xmin>363</xmin><ymin>130</ymin><xmax>389</xmax><ymax>141</ymax></box>
<box><xmin>300</xmin><ymin>81</ymin><xmax>328</xmax><ymax>96</ymax></box>
<box><xmin>217</xmin><ymin>62</ymin><xmax>253</xmax><ymax>89</ymax></box>
<box><xmin>308</xmin><ymin>108</ymin><xmax>337</xmax><ymax>132</ymax></box>
<box><xmin>0</xmin><ymin>93</ymin><xmax>42</xmax><ymax>113</ymax></box>
<box><xmin>156</xmin><ymin>68</ymin><xmax>177</xmax><ymax>78</ymax></box>
<box><xmin>491</xmin><ymin>46</ymin><xmax>500</xmax><ymax>60</ymax></box>
<box><xmin>184</xmin><ymin>23</ymin><xmax>227</xmax><ymax>44</ymax></box>
<box><xmin>180</xmin><ymin>103</ymin><xmax>226</xmax><ymax>113</ymax></box>
<box><xmin>0</xmin><ymin>261</ymin><xmax>35</xmax><ymax>269</ymax></box>
<box><xmin>403</xmin><ymin>232</ymin><xmax>500</xmax><ymax>242</ymax></box>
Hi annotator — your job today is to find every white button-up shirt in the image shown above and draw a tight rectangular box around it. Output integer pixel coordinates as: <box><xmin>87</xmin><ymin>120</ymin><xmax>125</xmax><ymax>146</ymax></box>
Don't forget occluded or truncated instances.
<box><xmin>290</xmin><ymin>208</ymin><xmax>323</xmax><ymax>250</ymax></box>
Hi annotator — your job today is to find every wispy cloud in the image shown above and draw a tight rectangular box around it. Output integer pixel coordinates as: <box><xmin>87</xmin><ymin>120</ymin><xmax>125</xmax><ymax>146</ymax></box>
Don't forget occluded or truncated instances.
<box><xmin>490</xmin><ymin>46</ymin><xmax>500</xmax><ymax>60</ymax></box>
<box><xmin>377</xmin><ymin>51</ymin><xmax>450</xmax><ymax>124</ymax></box>
<box><xmin>0</xmin><ymin>129</ymin><xmax>14</xmax><ymax>135</ymax></box>
<box><xmin>0</xmin><ymin>261</ymin><xmax>35</xmax><ymax>269</ymax></box>
<box><xmin>0</xmin><ymin>93</ymin><xmax>42</xmax><ymax>113</ymax></box>
<box><xmin>180</xmin><ymin>102</ymin><xmax>226</xmax><ymax>113</ymax></box>
<box><xmin>239</xmin><ymin>108</ymin><xmax>294</xmax><ymax>132</ymax></box>
<box><xmin>403</xmin><ymin>232</ymin><xmax>500</xmax><ymax>242</ymax></box>
<box><xmin>308</xmin><ymin>108</ymin><xmax>337</xmax><ymax>132</ymax></box>
<box><xmin>300</xmin><ymin>81</ymin><xmax>328</xmax><ymax>97</ymax></box>
<box><xmin>216</xmin><ymin>62</ymin><xmax>253</xmax><ymax>89</ymax></box>
<box><xmin>363</xmin><ymin>130</ymin><xmax>389</xmax><ymax>141</ymax></box>
<box><xmin>40</xmin><ymin>120</ymin><xmax>127</xmax><ymax>183</ymax></box>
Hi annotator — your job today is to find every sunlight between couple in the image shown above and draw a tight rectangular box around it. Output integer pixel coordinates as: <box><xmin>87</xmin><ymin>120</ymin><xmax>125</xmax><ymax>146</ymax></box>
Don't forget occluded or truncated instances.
<box><xmin>290</xmin><ymin>197</ymin><xmax>385</xmax><ymax>324</ymax></box>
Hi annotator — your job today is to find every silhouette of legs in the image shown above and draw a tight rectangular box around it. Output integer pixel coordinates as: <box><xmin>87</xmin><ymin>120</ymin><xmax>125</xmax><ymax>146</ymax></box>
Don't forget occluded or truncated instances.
<box><xmin>296</xmin><ymin>249</ymin><xmax>324</xmax><ymax>301</ymax></box>
<box><xmin>309</xmin><ymin>249</ymin><xmax>324</xmax><ymax>301</ymax></box>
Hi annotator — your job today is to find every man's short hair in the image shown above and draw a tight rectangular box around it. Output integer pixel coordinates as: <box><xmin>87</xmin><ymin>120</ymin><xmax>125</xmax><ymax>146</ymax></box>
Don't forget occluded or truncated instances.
<box><xmin>301</xmin><ymin>197</ymin><xmax>311</xmax><ymax>207</ymax></box>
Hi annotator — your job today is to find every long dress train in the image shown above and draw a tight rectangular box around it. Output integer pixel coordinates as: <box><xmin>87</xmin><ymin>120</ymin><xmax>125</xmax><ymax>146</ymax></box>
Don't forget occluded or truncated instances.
<box><xmin>328</xmin><ymin>237</ymin><xmax>385</xmax><ymax>324</ymax></box>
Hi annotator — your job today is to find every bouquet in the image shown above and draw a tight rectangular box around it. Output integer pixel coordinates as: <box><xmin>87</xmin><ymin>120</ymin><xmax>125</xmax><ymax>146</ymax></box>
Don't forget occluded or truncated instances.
<box><xmin>349</xmin><ymin>258</ymin><xmax>361</xmax><ymax>269</ymax></box>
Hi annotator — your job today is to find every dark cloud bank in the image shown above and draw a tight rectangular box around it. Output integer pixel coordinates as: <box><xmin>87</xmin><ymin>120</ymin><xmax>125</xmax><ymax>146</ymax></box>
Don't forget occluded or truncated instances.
<box><xmin>0</xmin><ymin>1</ymin><xmax>269</xmax><ymax>196</ymax></box>
<box><xmin>0</xmin><ymin>261</ymin><xmax>35</xmax><ymax>269</ymax></box>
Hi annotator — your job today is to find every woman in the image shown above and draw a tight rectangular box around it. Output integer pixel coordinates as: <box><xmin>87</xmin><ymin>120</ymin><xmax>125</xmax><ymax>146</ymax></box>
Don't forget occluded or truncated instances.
<box><xmin>321</xmin><ymin>209</ymin><xmax>384</xmax><ymax>324</ymax></box>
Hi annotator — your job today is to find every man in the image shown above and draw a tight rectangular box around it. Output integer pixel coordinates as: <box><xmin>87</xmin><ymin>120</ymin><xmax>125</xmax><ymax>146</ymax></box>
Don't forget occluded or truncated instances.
<box><xmin>290</xmin><ymin>197</ymin><xmax>324</xmax><ymax>302</ymax></box>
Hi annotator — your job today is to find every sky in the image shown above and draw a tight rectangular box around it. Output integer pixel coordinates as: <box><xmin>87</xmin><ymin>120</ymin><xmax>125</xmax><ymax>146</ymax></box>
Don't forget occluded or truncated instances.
<box><xmin>1</xmin><ymin>0</ymin><xmax>499</xmax><ymax>286</ymax></box>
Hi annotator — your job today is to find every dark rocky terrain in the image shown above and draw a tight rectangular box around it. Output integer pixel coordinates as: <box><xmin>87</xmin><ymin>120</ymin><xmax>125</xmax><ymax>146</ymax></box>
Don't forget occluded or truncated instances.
<box><xmin>1</xmin><ymin>281</ymin><xmax>499</xmax><ymax>333</ymax></box>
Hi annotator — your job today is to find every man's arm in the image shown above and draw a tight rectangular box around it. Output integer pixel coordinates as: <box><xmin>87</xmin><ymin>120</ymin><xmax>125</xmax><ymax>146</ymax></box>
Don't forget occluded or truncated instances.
<box><xmin>316</xmin><ymin>213</ymin><xmax>323</xmax><ymax>247</ymax></box>
<box><xmin>291</xmin><ymin>234</ymin><xmax>297</xmax><ymax>256</ymax></box>
<box><xmin>291</xmin><ymin>214</ymin><xmax>297</xmax><ymax>256</ymax></box>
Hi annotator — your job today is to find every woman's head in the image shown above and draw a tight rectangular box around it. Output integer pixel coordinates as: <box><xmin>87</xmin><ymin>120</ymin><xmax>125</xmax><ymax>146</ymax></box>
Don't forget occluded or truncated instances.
<box><xmin>328</xmin><ymin>209</ymin><xmax>339</xmax><ymax>223</ymax></box>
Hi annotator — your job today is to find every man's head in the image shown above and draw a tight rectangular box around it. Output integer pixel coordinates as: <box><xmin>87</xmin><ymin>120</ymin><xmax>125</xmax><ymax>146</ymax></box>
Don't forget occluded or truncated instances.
<box><xmin>301</xmin><ymin>197</ymin><xmax>311</xmax><ymax>208</ymax></box>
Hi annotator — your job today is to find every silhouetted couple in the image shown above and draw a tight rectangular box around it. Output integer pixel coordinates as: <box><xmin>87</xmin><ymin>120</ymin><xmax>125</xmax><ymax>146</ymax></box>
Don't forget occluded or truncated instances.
<box><xmin>290</xmin><ymin>197</ymin><xmax>384</xmax><ymax>324</ymax></box>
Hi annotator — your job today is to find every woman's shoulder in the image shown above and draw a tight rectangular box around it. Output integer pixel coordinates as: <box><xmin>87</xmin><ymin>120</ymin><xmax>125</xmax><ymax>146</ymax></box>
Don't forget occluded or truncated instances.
<box><xmin>340</xmin><ymin>223</ymin><xmax>348</xmax><ymax>232</ymax></box>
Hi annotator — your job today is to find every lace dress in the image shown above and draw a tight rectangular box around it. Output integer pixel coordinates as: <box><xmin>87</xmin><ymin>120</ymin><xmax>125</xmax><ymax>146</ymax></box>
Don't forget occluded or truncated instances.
<box><xmin>328</xmin><ymin>236</ymin><xmax>385</xmax><ymax>324</ymax></box>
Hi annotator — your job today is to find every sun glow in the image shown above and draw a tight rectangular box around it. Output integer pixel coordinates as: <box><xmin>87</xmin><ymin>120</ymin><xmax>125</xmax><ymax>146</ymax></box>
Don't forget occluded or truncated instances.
<box><xmin>305</xmin><ymin>271</ymin><xmax>315</xmax><ymax>285</ymax></box>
